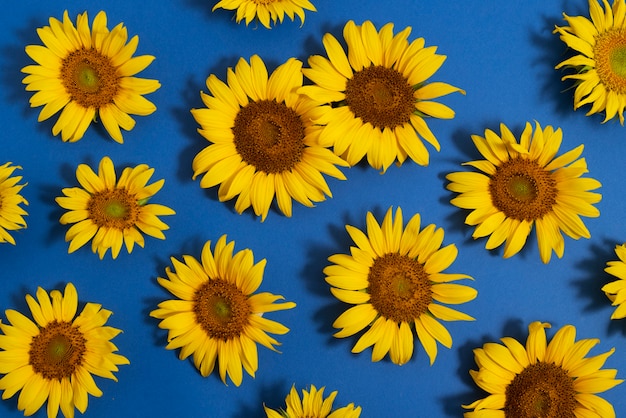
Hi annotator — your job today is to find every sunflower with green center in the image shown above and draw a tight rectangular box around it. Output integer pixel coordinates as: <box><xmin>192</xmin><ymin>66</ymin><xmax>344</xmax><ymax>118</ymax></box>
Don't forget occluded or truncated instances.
<box><xmin>0</xmin><ymin>283</ymin><xmax>129</xmax><ymax>418</ymax></box>
<box><xmin>299</xmin><ymin>20</ymin><xmax>465</xmax><ymax>173</ymax></box>
<box><xmin>264</xmin><ymin>385</ymin><xmax>362</xmax><ymax>418</ymax></box>
<box><xmin>212</xmin><ymin>0</ymin><xmax>316</xmax><ymax>29</ymax></box>
<box><xmin>325</xmin><ymin>207</ymin><xmax>476</xmax><ymax>365</ymax></box>
<box><xmin>150</xmin><ymin>235</ymin><xmax>296</xmax><ymax>386</ymax></box>
<box><xmin>21</xmin><ymin>10</ymin><xmax>160</xmax><ymax>143</ymax></box>
<box><xmin>602</xmin><ymin>243</ymin><xmax>626</xmax><ymax>319</ymax></box>
<box><xmin>191</xmin><ymin>55</ymin><xmax>348</xmax><ymax>222</ymax></box>
<box><xmin>0</xmin><ymin>162</ymin><xmax>28</xmax><ymax>245</ymax></box>
<box><xmin>446</xmin><ymin>122</ymin><xmax>601</xmax><ymax>264</ymax></box>
<box><xmin>463</xmin><ymin>321</ymin><xmax>622</xmax><ymax>417</ymax></box>
<box><xmin>55</xmin><ymin>156</ymin><xmax>175</xmax><ymax>259</ymax></box>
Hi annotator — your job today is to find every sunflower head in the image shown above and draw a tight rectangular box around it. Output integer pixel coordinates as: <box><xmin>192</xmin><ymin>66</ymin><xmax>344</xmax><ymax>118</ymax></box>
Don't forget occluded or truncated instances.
<box><xmin>212</xmin><ymin>0</ymin><xmax>317</xmax><ymax>29</ymax></box>
<box><xmin>264</xmin><ymin>384</ymin><xmax>362</xmax><ymax>418</ymax></box>
<box><xmin>602</xmin><ymin>243</ymin><xmax>626</xmax><ymax>319</ymax></box>
<box><xmin>0</xmin><ymin>162</ymin><xmax>28</xmax><ymax>244</ymax></box>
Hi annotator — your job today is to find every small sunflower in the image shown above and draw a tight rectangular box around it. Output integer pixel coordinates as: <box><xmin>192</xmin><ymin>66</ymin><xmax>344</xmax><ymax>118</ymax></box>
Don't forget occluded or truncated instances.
<box><xmin>190</xmin><ymin>55</ymin><xmax>348</xmax><ymax>222</ymax></box>
<box><xmin>446</xmin><ymin>122</ymin><xmax>601</xmax><ymax>264</ymax></box>
<box><xmin>0</xmin><ymin>283</ymin><xmax>129</xmax><ymax>418</ymax></box>
<box><xmin>0</xmin><ymin>162</ymin><xmax>28</xmax><ymax>245</ymax></box>
<box><xmin>463</xmin><ymin>321</ymin><xmax>622</xmax><ymax>418</ymax></box>
<box><xmin>264</xmin><ymin>385</ymin><xmax>362</xmax><ymax>418</ymax></box>
<box><xmin>212</xmin><ymin>0</ymin><xmax>316</xmax><ymax>29</ymax></box>
<box><xmin>299</xmin><ymin>20</ymin><xmax>465</xmax><ymax>173</ymax></box>
<box><xmin>22</xmin><ymin>10</ymin><xmax>160</xmax><ymax>143</ymax></box>
<box><xmin>150</xmin><ymin>235</ymin><xmax>296</xmax><ymax>386</ymax></box>
<box><xmin>325</xmin><ymin>207</ymin><xmax>476</xmax><ymax>365</ymax></box>
<box><xmin>55</xmin><ymin>156</ymin><xmax>175</xmax><ymax>259</ymax></box>
<box><xmin>602</xmin><ymin>243</ymin><xmax>626</xmax><ymax>319</ymax></box>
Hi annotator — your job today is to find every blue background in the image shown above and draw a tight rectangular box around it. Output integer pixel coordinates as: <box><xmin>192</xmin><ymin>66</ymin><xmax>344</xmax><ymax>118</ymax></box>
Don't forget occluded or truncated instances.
<box><xmin>2</xmin><ymin>1</ymin><xmax>626</xmax><ymax>417</ymax></box>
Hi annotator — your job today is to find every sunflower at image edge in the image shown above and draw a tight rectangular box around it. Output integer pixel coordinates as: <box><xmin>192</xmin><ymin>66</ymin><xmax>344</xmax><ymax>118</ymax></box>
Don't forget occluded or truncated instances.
<box><xmin>601</xmin><ymin>243</ymin><xmax>626</xmax><ymax>319</ymax></box>
<box><xmin>446</xmin><ymin>122</ymin><xmax>601</xmax><ymax>264</ymax></box>
<box><xmin>0</xmin><ymin>283</ymin><xmax>129</xmax><ymax>418</ymax></box>
<box><xmin>212</xmin><ymin>0</ymin><xmax>316</xmax><ymax>29</ymax></box>
<box><xmin>190</xmin><ymin>55</ymin><xmax>348</xmax><ymax>222</ymax></box>
<box><xmin>21</xmin><ymin>10</ymin><xmax>160</xmax><ymax>143</ymax></box>
<box><xmin>299</xmin><ymin>20</ymin><xmax>465</xmax><ymax>173</ymax></box>
<box><xmin>0</xmin><ymin>162</ymin><xmax>28</xmax><ymax>245</ymax></box>
<box><xmin>264</xmin><ymin>385</ymin><xmax>362</xmax><ymax>418</ymax></box>
<box><xmin>463</xmin><ymin>321</ymin><xmax>622</xmax><ymax>418</ymax></box>
<box><xmin>325</xmin><ymin>207</ymin><xmax>477</xmax><ymax>366</ymax></box>
<box><xmin>55</xmin><ymin>156</ymin><xmax>175</xmax><ymax>259</ymax></box>
<box><xmin>150</xmin><ymin>235</ymin><xmax>296</xmax><ymax>387</ymax></box>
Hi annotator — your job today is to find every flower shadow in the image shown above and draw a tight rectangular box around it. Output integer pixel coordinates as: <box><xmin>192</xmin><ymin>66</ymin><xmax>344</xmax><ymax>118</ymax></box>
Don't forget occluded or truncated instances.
<box><xmin>232</xmin><ymin>380</ymin><xmax>288</xmax><ymax>418</ymax></box>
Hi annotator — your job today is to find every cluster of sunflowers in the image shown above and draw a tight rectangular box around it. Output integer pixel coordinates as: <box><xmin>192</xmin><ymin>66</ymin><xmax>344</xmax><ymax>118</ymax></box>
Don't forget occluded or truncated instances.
<box><xmin>3</xmin><ymin>0</ymin><xmax>626</xmax><ymax>417</ymax></box>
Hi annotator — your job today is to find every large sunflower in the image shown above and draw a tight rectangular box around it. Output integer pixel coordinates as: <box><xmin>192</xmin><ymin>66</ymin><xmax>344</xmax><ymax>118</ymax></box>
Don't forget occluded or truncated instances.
<box><xmin>463</xmin><ymin>321</ymin><xmax>622</xmax><ymax>417</ymax></box>
<box><xmin>602</xmin><ymin>243</ymin><xmax>626</xmax><ymax>319</ymax></box>
<box><xmin>191</xmin><ymin>55</ymin><xmax>348</xmax><ymax>222</ymax></box>
<box><xmin>0</xmin><ymin>162</ymin><xmax>28</xmax><ymax>245</ymax></box>
<box><xmin>446</xmin><ymin>122</ymin><xmax>601</xmax><ymax>264</ymax></box>
<box><xmin>264</xmin><ymin>385</ymin><xmax>362</xmax><ymax>418</ymax></box>
<box><xmin>0</xmin><ymin>283</ymin><xmax>129</xmax><ymax>418</ymax></box>
<box><xmin>55</xmin><ymin>156</ymin><xmax>175</xmax><ymax>259</ymax></box>
<box><xmin>324</xmin><ymin>207</ymin><xmax>476</xmax><ymax>365</ymax></box>
<box><xmin>299</xmin><ymin>20</ymin><xmax>465</xmax><ymax>173</ymax></box>
<box><xmin>213</xmin><ymin>0</ymin><xmax>316</xmax><ymax>29</ymax></box>
<box><xmin>22</xmin><ymin>10</ymin><xmax>160</xmax><ymax>143</ymax></box>
<box><xmin>150</xmin><ymin>235</ymin><xmax>296</xmax><ymax>386</ymax></box>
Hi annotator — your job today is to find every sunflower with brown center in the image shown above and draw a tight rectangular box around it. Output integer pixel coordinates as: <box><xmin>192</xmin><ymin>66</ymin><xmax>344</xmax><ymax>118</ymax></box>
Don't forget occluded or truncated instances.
<box><xmin>463</xmin><ymin>321</ymin><xmax>623</xmax><ymax>418</ymax></box>
<box><xmin>0</xmin><ymin>283</ymin><xmax>129</xmax><ymax>418</ymax></box>
<box><xmin>0</xmin><ymin>162</ymin><xmax>28</xmax><ymax>245</ymax></box>
<box><xmin>150</xmin><ymin>235</ymin><xmax>296</xmax><ymax>386</ymax></box>
<box><xmin>264</xmin><ymin>385</ymin><xmax>362</xmax><ymax>418</ymax></box>
<box><xmin>190</xmin><ymin>55</ymin><xmax>348</xmax><ymax>221</ymax></box>
<box><xmin>325</xmin><ymin>207</ymin><xmax>476</xmax><ymax>365</ymax></box>
<box><xmin>21</xmin><ymin>10</ymin><xmax>160</xmax><ymax>143</ymax></box>
<box><xmin>446</xmin><ymin>122</ymin><xmax>601</xmax><ymax>264</ymax></box>
<box><xmin>212</xmin><ymin>0</ymin><xmax>316</xmax><ymax>29</ymax></box>
<box><xmin>601</xmin><ymin>243</ymin><xmax>626</xmax><ymax>319</ymax></box>
<box><xmin>299</xmin><ymin>20</ymin><xmax>465</xmax><ymax>173</ymax></box>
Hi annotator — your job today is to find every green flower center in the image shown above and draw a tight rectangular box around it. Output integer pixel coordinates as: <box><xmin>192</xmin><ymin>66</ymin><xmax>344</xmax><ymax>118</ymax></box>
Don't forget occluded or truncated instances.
<box><xmin>76</xmin><ymin>63</ymin><xmax>101</xmax><ymax>93</ymax></box>
<box><xmin>507</xmin><ymin>174</ymin><xmax>537</xmax><ymax>202</ymax></box>
<box><xmin>104</xmin><ymin>200</ymin><xmax>129</xmax><ymax>219</ymax></box>
<box><xmin>61</xmin><ymin>48</ymin><xmax>119</xmax><ymax>108</ymax></box>
<box><xmin>29</xmin><ymin>320</ymin><xmax>86</xmax><ymax>380</ymax></box>
<box><xmin>88</xmin><ymin>188</ymin><xmax>139</xmax><ymax>230</ymax></box>
<box><xmin>193</xmin><ymin>279</ymin><xmax>252</xmax><ymax>340</ymax></box>
<box><xmin>610</xmin><ymin>45</ymin><xmax>626</xmax><ymax>78</ymax></box>
<box><xmin>594</xmin><ymin>29</ymin><xmax>626</xmax><ymax>94</ymax></box>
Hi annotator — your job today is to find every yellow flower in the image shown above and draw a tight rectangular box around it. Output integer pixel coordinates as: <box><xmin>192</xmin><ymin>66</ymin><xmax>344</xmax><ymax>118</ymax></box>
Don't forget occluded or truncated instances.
<box><xmin>0</xmin><ymin>162</ymin><xmax>28</xmax><ymax>245</ymax></box>
<box><xmin>190</xmin><ymin>55</ymin><xmax>348</xmax><ymax>222</ymax></box>
<box><xmin>55</xmin><ymin>156</ymin><xmax>175</xmax><ymax>259</ymax></box>
<box><xmin>446</xmin><ymin>122</ymin><xmax>601</xmax><ymax>264</ymax></box>
<box><xmin>554</xmin><ymin>0</ymin><xmax>626</xmax><ymax>124</ymax></box>
<box><xmin>22</xmin><ymin>10</ymin><xmax>160</xmax><ymax>143</ymax></box>
<box><xmin>150</xmin><ymin>235</ymin><xmax>296</xmax><ymax>386</ymax></box>
<box><xmin>264</xmin><ymin>385</ymin><xmax>362</xmax><ymax>418</ymax></box>
<box><xmin>325</xmin><ymin>207</ymin><xmax>476</xmax><ymax>365</ymax></box>
<box><xmin>299</xmin><ymin>20</ymin><xmax>465</xmax><ymax>173</ymax></box>
<box><xmin>212</xmin><ymin>0</ymin><xmax>316</xmax><ymax>29</ymax></box>
<box><xmin>0</xmin><ymin>283</ymin><xmax>129</xmax><ymax>418</ymax></box>
<box><xmin>602</xmin><ymin>243</ymin><xmax>626</xmax><ymax>319</ymax></box>
<box><xmin>463</xmin><ymin>321</ymin><xmax>622</xmax><ymax>418</ymax></box>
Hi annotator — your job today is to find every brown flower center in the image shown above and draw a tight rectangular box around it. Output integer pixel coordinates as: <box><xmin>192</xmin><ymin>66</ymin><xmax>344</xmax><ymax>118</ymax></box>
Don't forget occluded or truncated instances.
<box><xmin>29</xmin><ymin>320</ymin><xmax>87</xmax><ymax>380</ymax></box>
<box><xmin>88</xmin><ymin>188</ymin><xmax>139</xmax><ymax>230</ymax></box>
<box><xmin>345</xmin><ymin>65</ymin><xmax>416</xmax><ymax>129</ymax></box>
<box><xmin>193</xmin><ymin>279</ymin><xmax>252</xmax><ymax>340</ymax></box>
<box><xmin>232</xmin><ymin>99</ymin><xmax>305</xmax><ymax>174</ymax></box>
<box><xmin>505</xmin><ymin>362</ymin><xmax>577</xmax><ymax>418</ymax></box>
<box><xmin>368</xmin><ymin>253</ymin><xmax>432</xmax><ymax>322</ymax></box>
<box><xmin>61</xmin><ymin>48</ymin><xmax>119</xmax><ymax>108</ymax></box>
<box><xmin>489</xmin><ymin>157</ymin><xmax>557</xmax><ymax>221</ymax></box>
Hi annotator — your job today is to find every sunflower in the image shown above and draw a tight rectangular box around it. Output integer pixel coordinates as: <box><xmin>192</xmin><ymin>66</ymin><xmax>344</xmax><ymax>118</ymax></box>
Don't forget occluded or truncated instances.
<box><xmin>446</xmin><ymin>122</ymin><xmax>601</xmax><ymax>264</ymax></box>
<box><xmin>55</xmin><ymin>156</ymin><xmax>175</xmax><ymax>259</ymax></box>
<box><xmin>264</xmin><ymin>385</ymin><xmax>362</xmax><ymax>418</ymax></box>
<box><xmin>463</xmin><ymin>321</ymin><xmax>622</xmax><ymax>417</ymax></box>
<box><xmin>324</xmin><ymin>207</ymin><xmax>476</xmax><ymax>365</ymax></box>
<box><xmin>150</xmin><ymin>235</ymin><xmax>296</xmax><ymax>386</ymax></box>
<box><xmin>298</xmin><ymin>20</ymin><xmax>465</xmax><ymax>173</ymax></box>
<box><xmin>21</xmin><ymin>10</ymin><xmax>160</xmax><ymax>143</ymax></box>
<box><xmin>0</xmin><ymin>283</ymin><xmax>129</xmax><ymax>418</ymax></box>
<box><xmin>212</xmin><ymin>0</ymin><xmax>316</xmax><ymax>29</ymax></box>
<box><xmin>602</xmin><ymin>243</ymin><xmax>626</xmax><ymax>319</ymax></box>
<box><xmin>0</xmin><ymin>162</ymin><xmax>28</xmax><ymax>245</ymax></box>
<box><xmin>190</xmin><ymin>55</ymin><xmax>348</xmax><ymax>222</ymax></box>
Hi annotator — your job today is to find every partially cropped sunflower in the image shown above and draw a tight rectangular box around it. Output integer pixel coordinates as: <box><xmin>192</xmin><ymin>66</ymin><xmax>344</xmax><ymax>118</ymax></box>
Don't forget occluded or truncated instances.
<box><xmin>446</xmin><ymin>122</ymin><xmax>601</xmax><ymax>264</ymax></box>
<box><xmin>264</xmin><ymin>385</ymin><xmax>362</xmax><ymax>418</ymax></box>
<box><xmin>55</xmin><ymin>156</ymin><xmax>175</xmax><ymax>259</ymax></box>
<box><xmin>213</xmin><ymin>0</ymin><xmax>316</xmax><ymax>29</ymax></box>
<box><xmin>463</xmin><ymin>321</ymin><xmax>622</xmax><ymax>418</ymax></box>
<box><xmin>0</xmin><ymin>162</ymin><xmax>28</xmax><ymax>245</ymax></box>
<box><xmin>151</xmin><ymin>235</ymin><xmax>296</xmax><ymax>386</ymax></box>
<box><xmin>22</xmin><ymin>10</ymin><xmax>160</xmax><ymax>143</ymax></box>
<box><xmin>602</xmin><ymin>243</ymin><xmax>626</xmax><ymax>319</ymax></box>
<box><xmin>0</xmin><ymin>283</ymin><xmax>129</xmax><ymax>418</ymax></box>
<box><xmin>325</xmin><ymin>207</ymin><xmax>476</xmax><ymax>365</ymax></box>
<box><xmin>299</xmin><ymin>20</ymin><xmax>465</xmax><ymax>173</ymax></box>
<box><xmin>191</xmin><ymin>55</ymin><xmax>348</xmax><ymax>222</ymax></box>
